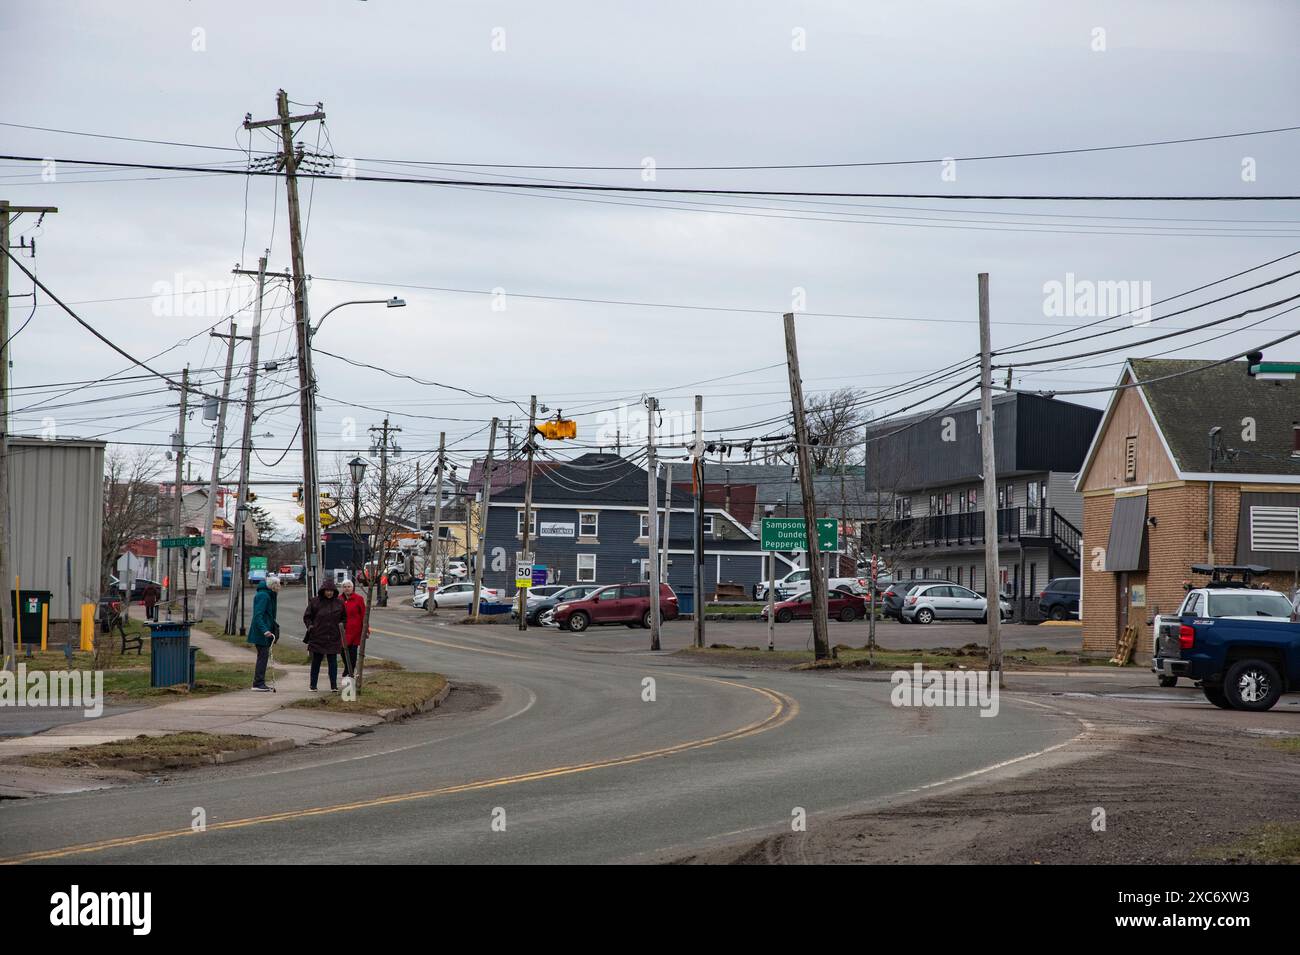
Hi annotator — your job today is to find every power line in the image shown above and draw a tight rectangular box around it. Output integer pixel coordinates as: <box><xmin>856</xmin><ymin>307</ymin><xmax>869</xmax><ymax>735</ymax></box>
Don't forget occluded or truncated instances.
<box><xmin>1</xmin><ymin>153</ymin><xmax>1294</xmax><ymax>200</ymax></box>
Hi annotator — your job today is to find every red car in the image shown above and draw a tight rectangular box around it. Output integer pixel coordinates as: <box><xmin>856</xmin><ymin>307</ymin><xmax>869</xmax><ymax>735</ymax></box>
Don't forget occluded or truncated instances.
<box><xmin>553</xmin><ymin>582</ymin><xmax>678</xmax><ymax>632</ymax></box>
<box><xmin>762</xmin><ymin>588</ymin><xmax>868</xmax><ymax>623</ymax></box>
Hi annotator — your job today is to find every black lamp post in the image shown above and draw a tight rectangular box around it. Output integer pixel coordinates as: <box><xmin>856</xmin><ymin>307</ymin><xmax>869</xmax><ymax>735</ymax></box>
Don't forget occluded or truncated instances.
<box><xmin>348</xmin><ymin>456</ymin><xmax>368</xmax><ymax>582</ymax></box>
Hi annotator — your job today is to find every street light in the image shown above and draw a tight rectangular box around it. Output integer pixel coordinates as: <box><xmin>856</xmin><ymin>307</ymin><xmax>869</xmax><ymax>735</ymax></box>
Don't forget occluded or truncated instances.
<box><xmin>298</xmin><ymin>297</ymin><xmax>405</xmax><ymax>591</ymax></box>
<box><xmin>348</xmin><ymin>456</ymin><xmax>368</xmax><ymax>583</ymax></box>
<box><xmin>310</xmin><ymin>297</ymin><xmax>406</xmax><ymax>338</ymax></box>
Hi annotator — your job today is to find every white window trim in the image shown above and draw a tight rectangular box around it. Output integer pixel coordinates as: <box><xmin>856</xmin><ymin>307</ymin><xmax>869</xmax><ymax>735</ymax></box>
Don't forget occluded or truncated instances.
<box><xmin>576</xmin><ymin>553</ymin><xmax>597</xmax><ymax>582</ymax></box>
<box><xmin>702</xmin><ymin>514</ymin><xmax>714</xmax><ymax>536</ymax></box>
<box><xmin>516</xmin><ymin>510</ymin><xmax>537</xmax><ymax>538</ymax></box>
<box><xmin>579</xmin><ymin>511</ymin><xmax>599</xmax><ymax>538</ymax></box>
<box><xmin>638</xmin><ymin>513</ymin><xmax>650</xmax><ymax>539</ymax></box>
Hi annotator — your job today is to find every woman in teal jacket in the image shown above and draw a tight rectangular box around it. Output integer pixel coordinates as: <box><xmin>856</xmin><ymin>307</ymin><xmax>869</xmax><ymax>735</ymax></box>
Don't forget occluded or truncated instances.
<box><xmin>248</xmin><ymin>575</ymin><xmax>281</xmax><ymax>690</ymax></box>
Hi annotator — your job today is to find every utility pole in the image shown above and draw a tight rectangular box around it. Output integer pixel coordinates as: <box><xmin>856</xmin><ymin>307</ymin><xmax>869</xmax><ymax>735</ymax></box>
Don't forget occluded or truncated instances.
<box><xmin>470</xmin><ymin>417</ymin><xmax>499</xmax><ymax>619</ymax></box>
<box><xmin>226</xmin><ymin>256</ymin><xmax>267</xmax><ymax>634</ymax></box>
<box><xmin>427</xmin><ymin>431</ymin><xmax>446</xmax><ymax>614</ymax></box>
<box><xmin>783</xmin><ymin>312</ymin><xmax>829</xmax><ymax>660</ymax></box>
<box><xmin>866</xmin><ymin>424</ymin><xmax>877</xmax><ymax>664</ymax></box>
<box><xmin>195</xmin><ymin>322</ymin><xmax>244</xmax><ymax>621</ymax></box>
<box><xmin>245</xmin><ymin>91</ymin><xmax>325</xmax><ymax>592</ymax></box>
<box><xmin>518</xmin><ymin>398</ymin><xmax>537</xmax><ymax>631</ymax></box>
<box><xmin>646</xmin><ymin>397</ymin><xmax>662</xmax><ymax>651</ymax></box>
<box><xmin>978</xmin><ymin>273</ymin><xmax>1004</xmax><ymax>687</ymax></box>
<box><xmin>1</xmin><ymin>202</ymin><xmax>56</xmax><ymax>672</ymax></box>
<box><xmin>692</xmin><ymin>395</ymin><xmax>705</xmax><ymax>649</ymax></box>
<box><xmin>168</xmin><ymin>367</ymin><xmax>191</xmax><ymax>614</ymax></box>
<box><xmin>660</xmin><ymin>461</ymin><xmax>672</xmax><ymax>581</ymax></box>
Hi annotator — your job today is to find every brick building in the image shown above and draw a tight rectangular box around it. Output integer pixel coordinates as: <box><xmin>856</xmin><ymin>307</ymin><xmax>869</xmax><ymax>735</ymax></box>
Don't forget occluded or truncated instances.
<box><xmin>1075</xmin><ymin>358</ymin><xmax>1300</xmax><ymax>657</ymax></box>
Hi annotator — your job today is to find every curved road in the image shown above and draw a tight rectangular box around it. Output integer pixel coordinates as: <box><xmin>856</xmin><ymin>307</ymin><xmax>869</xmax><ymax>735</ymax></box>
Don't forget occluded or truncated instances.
<box><xmin>0</xmin><ymin>604</ymin><xmax>1081</xmax><ymax>864</ymax></box>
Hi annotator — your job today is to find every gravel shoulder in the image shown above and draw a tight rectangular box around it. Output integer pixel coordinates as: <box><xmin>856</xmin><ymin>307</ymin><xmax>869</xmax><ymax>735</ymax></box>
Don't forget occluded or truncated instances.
<box><xmin>675</xmin><ymin>698</ymin><xmax>1300</xmax><ymax>864</ymax></box>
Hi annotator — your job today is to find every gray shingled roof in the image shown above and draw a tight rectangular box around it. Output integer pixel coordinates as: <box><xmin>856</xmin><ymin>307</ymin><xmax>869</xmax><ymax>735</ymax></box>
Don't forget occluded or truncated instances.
<box><xmin>1132</xmin><ymin>358</ymin><xmax>1300</xmax><ymax>476</ymax></box>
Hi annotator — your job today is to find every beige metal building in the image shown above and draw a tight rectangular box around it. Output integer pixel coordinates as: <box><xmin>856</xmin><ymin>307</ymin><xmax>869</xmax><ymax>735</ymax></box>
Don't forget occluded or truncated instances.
<box><xmin>7</xmin><ymin>436</ymin><xmax>106</xmax><ymax>621</ymax></box>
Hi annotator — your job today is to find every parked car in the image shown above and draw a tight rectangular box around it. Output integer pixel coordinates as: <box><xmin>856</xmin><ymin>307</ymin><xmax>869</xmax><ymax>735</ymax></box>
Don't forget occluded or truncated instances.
<box><xmin>423</xmin><ymin>582</ymin><xmax>501</xmax><ymax>610</ymax></box>
<box><xmin>552</xmin><ymin>582</ymin><xmax>678</xmax><ymax>632</ymax></box>
<box><xmin>755</xmin><ymin>568</ymin><xmax>869</xmax><ymax>601</ymax></box>
<box><xmin>761</xmin><ymin>587</ymin><xmax>869</xmax><ymax>623</ymax></box>
<box><xmin>881</xmin><ymin>578</ymin><xmax>955</xmax><ymax>622</ymax></box>
<box><xmin>1153</xmin><ymin>581</ymin><xmax>1299</xmax><ymax>710</ymax></box>
<box><xmin>1038</xmin><ymin>576</ymin><xmax>1080</xmax><ymax>620</ymax></box>
<box><xmin>278</xmin><ymin>564</ymin><xmax>305</xmax><ymax>584</ymax></box>
<box><xmin>900</xmin><ymin>583</ymin><xmax>1011</xmax><ymax>624</ymax></box>
<box><xmin>1152</xmin><ymin>567</ymin><xmax>1295</xmax><ymax>688</ymax></box>
<box><xmin>446</xmin><ymin>560</ymin><xmax>468</xmax><ymax>580</ymax></box>
<box><xmin>523</xmin><ymin>584</ymin><xmax>601</xmax><ymax>626</ymax></box>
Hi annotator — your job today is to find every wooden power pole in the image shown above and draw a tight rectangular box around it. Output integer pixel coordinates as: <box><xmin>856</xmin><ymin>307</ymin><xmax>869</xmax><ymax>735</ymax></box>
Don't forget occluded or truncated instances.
<box><xmin>0</xmin><ymin>201</ymin><xmax>57</xmax><ymax>671</ymax></box>
<box><xmin>195</xmin><ymin>321</ymin><xmax>246</xmax><ymax>621</ymax></box>
<box><xmin>168</xmin><ymin>367</ymin><xmax>191</xmax><ymax>614</ymax></box>
<box><xmin>470</xmin><ymin>417</ymin><xmax>499</xmax><ymax>619</ymax></box>
<box><xmin>518</xmin><ymin>397</ymin><xmax>538</xmax><ymax>631</ymax></box>
<box><xmin>646</xmin><ymin>396</ymin><xmax>662</xmax><ymax>651</ymax></box>
<box><xmin>978</xmin><ymin>273</ymin><xmax>1004</xmax><ymax>686</ymax></box>
<box><xmin>427</xmin><ymin>431</ymin><xmax>446</xmax><ymax>614</ymax></box>
<box><xmin>245</xmin><ymin>91</ymin><xmax>325</xmax><ymax>592</ymax></box>
<box><xmin>693</xmin><ymin>395</ymin><xmax>705</xmax><ymax>648</ymax></box>
<box><xmin>783</xmin><ymin>312</ymin><xmax>829</xmax><ymax>660</ymax></box>
<box><xmin>226</xmin><ymin>256</ymin><xmax>267</xmax><ymax>634</ymax></box>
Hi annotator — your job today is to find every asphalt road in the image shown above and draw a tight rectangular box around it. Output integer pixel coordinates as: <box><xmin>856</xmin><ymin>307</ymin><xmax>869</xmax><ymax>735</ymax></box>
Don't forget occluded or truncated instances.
<box><xmin>0</xmin><ymin>595</ymin><xmax>1082</xmax><ymax>864</ymax></box>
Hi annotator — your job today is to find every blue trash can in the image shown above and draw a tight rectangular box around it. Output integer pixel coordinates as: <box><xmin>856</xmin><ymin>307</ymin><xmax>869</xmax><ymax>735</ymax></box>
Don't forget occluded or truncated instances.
<box><xmin>147</xmin><ymin>621</ymin><xmax>193</xmax><ymax>688</ymax></box>
<box><xmin>677</xmin><ymin>585</ymin><xmax>695</xmax><ymax>616</ymax></box>
<box><xmin>222</xmin><ymin>568</ymin><xmax>232</xmax><ymax>588</ymax></box>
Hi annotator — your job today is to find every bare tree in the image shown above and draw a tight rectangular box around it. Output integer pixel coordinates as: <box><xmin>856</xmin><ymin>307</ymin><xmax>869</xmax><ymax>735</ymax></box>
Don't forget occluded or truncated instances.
<box><xmin>101</xmin><ymin>448</ymin><xmax>162</xmax><ymax>592</ymax></box>
<box><xmin>805</xmin><ymin>388</ymin><xmax>868</xmax><ymax>470</ymax></box>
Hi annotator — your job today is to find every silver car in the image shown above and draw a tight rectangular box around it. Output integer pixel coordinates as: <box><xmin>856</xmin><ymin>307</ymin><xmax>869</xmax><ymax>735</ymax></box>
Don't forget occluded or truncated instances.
<box><xmin>901</xmin><ymin>583</ymin><xmax>1011</xmax><ymax>624</ymax></box>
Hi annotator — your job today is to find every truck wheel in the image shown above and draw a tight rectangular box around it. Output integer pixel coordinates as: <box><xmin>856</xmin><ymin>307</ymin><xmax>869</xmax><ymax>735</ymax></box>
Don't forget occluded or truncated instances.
<box><xmin>1224</xmin><ymin>659</ymin><xmax>1283</xmax><ymax>711</ymax></box>
<box><xmin>1202</xmin><ymin>685</ymin><xmax>1233</xmax><ymax>709</ymax></box>
<box><xmin>1158</xmin><ymin>675</ymin><xmax>1178</xmax><ymax>688</ymax></box>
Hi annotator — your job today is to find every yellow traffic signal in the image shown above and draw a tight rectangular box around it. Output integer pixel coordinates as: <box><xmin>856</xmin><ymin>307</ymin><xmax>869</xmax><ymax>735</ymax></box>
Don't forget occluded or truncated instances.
<box><xmin>537</xmin><ymin>419</ymin><xmax>577</xmax><ymax>440</ymax></box>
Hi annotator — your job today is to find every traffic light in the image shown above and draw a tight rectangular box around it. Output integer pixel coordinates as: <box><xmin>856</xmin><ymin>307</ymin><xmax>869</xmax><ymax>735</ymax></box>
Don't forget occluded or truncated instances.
<box><xmin>536</xmin><ymin>418</ymin><xmax>577</xmax><ymax>440</ymax></box>
<box><xmin>1246</xmin><ymin>350</ymin><xmax>1263</xmax><ymax>377</ymax></box>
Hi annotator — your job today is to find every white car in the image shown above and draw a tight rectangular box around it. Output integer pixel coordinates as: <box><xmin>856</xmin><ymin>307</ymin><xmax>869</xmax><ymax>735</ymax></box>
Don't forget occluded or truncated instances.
<box><xmin>425</xmin><ymin>582</ymin><xmax>500</xmax><ymax>610</ymax></box>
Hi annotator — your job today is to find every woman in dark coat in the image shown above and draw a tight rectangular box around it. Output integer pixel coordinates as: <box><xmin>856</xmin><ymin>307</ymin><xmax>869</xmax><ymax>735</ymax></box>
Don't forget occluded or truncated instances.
<box><xmin>303</xmin><ymin>582</ymin><xmax>346</xmax><ymax>691</ymax></box>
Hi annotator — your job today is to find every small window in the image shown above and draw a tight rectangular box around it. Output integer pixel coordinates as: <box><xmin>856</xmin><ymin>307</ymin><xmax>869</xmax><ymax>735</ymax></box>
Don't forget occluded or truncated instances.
<box><xmin>517</xmin><ymin>510</ymin><xmax>537</xmax><ymax>537</ymax></box>
<box><xmin>702</xmin><ymin>515</ymin><xmax>714</xmax><ymax>536</ymax></box>
<box><xmin>576</xmin><ymin>554</ymin><xmax>597</xmax><ymax>582</ymax></box>
<box><xmin>1124</xmin><ymin>436</ymin><xmax>1137</xmax><ymax>482</ymax></box>
<box><xmin>579</xmin><ymin>511</ymin><xmax>599</xmax><ymax>537</ymax></box>
<box><xmin>639</xmin><ymin>513</ymin><xmax>650</xmax><ymax>538</ymax></box>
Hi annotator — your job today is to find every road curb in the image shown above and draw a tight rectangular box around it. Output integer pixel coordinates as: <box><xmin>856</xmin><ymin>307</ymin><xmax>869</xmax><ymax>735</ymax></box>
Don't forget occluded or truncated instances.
<box><xmin>373</xmin><ymin>680</ymin><xmax>453</xmax><ymax>723</ymax></box>
<box><xmin>211</xmin><ymin>737</ymin><xmax>296</xmax><ymax>764</ymax></box>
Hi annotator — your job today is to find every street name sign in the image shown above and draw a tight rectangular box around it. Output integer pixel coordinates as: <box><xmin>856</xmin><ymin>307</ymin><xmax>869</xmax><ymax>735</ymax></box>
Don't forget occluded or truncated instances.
<box><xmin>759</xmin><ymin>517</ymin><xmax>838</xmax><ymax>552</ymax></box>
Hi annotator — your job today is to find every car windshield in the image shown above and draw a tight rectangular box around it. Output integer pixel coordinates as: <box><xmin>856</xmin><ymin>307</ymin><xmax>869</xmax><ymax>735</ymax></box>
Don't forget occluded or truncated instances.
<box><xmin>1205</xmin><ymin>592</ymin><xmax>1294</xmax><ymax>618</ymax></box>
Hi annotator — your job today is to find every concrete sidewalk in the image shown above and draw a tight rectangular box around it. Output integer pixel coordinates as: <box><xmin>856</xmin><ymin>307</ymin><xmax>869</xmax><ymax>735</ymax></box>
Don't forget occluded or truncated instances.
<box><xmin>0</xmin><ymin>627</ymin><xmax>385</xmax><ymax>796</ymax></box>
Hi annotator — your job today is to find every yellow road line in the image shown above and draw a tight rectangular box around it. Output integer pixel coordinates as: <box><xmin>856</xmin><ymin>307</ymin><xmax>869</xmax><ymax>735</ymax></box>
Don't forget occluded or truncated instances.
<box><xmin>2</xmin><ymin>678</ymin><xmax>797</xmax><ymax>864</ymax></box>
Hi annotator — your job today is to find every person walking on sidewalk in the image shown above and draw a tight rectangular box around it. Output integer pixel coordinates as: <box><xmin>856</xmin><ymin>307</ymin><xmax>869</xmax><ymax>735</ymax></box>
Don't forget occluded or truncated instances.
<box><xmin>303</xmin><ymin>581</ymin><xmax>346</xmax><ymax>691</ymax></box>
<box><xmin>339</xmin><ymin>579</ymin><xmax>368</xmax><ymax>679</ymax></box>
<box><xmin>248</xmin><ymin>575</ymin><xmax>282</xmax><ymax>691</ymax></box>
<box><xmin>143</xmin><ymin>582</ymin><xmax>160</xmax><ymax>622</ymax></box>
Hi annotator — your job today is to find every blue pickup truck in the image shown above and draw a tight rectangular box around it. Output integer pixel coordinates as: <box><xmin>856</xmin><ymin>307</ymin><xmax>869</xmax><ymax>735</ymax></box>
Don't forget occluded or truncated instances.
<box><xmin>1153</xmin><ymin>566</ymin><xmax>1299</xmax><ymax>711</ymax></box>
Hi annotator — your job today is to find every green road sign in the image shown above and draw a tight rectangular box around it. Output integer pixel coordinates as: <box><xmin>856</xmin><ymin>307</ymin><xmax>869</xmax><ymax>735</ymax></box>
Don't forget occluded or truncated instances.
<box><xmin>249</xmin><ymin>556</ymin><xmax>268</xmax><ymax>581</ymax></box>
<box><xmin>160</xmin><ymin>536</ymin><xmax>205</xmax><ymax>549</ymax></box>
<box><xmin>760</xmin><ymin>517</ymin><xmax>838</xmax><ymax>552</ymax></box>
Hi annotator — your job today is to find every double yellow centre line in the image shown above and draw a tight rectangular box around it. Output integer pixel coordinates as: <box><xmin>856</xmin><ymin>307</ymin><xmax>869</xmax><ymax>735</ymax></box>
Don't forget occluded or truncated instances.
<box><xmin>2</xmin><ymin>676</ymin><xmax>796</xmax><ymax>864</ymax></box>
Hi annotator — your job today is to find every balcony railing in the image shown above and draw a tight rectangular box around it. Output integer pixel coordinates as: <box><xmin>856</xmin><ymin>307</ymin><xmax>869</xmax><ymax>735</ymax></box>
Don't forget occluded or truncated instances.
<box><xmin>877</xmin><ymin>506</ymin><xmax>1058</xmax><ymax>550</ymax></box>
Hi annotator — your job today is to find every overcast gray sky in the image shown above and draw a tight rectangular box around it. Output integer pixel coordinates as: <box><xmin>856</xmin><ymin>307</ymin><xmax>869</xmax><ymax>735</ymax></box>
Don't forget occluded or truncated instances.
<box><xmin>2</xmin><ymin>0</ymin><xmax>1298</xmax><ymax>530</ymax></box>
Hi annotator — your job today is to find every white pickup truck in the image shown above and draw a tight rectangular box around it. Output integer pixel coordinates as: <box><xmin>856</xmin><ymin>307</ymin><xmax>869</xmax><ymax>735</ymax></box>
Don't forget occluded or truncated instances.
<box><xmin>755</xmin><ymin>568</ymin><xmax>868</xmax><ymax>601</ymax></box>
<box><xmin>1151</xmin><ymin>566</ymin><xmax>1296</xmax><ymax>687</ymax></box>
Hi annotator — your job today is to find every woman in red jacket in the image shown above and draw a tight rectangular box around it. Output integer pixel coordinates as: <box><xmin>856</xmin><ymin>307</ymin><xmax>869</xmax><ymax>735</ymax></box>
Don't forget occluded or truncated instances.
<box><xmin>339</xmin><ymin>579</ymin><xmax>368</xmax><ymax>678</ymax></box>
